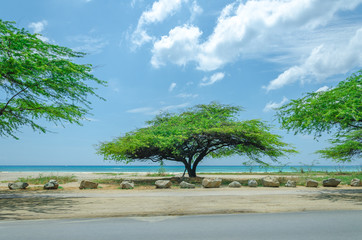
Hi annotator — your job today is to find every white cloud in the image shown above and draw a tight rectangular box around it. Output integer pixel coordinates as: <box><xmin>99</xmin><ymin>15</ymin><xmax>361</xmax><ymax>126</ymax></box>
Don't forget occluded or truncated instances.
<box><xmin>29</xmin><ymin>20</ymin><xmax>47</xmax><ymax>33</ymax></box>
<box><xmin>160</xmin><ymin>102</ymin><xmax>189</xmax><ymax>112</ymax></box>
<box><xmin>132</xmin><ymin>0</ymin><xmax>188</xmax><ymax>47</ymax></box>
<box><xmin>189</xmin><ymin>0</ymin><xmax>203</xmax><ymax>22</ymax></box>
<box><xmin>141</xmin><ymin>0</ymin><xmax>185</xmax><ymax>24</ymax></box>
<box><xmin>176</xmin><ymin>93</ymin><xmax>198</xmax><ymax>98</ymax></box>
<box><xmin>263</xmin><ymin>97</ymin><xmax>288</xmax><ymax>112</ymax></box>
<box><xmin>264</xmin><ymin>27</ymin><xmax>362</xmax><ymax>91</ymax></box>
<box><xmin>315</xmin><ymin>86</ymin><xmax>329</xmax><ymax>93</ymax></box>
<box><xmin>151</xmin><ymin>0</ymin><xmax>362</xmax><ymax>73</ymax></box>
<box><xmin>200</xmin><ymin>72</ymin><xmax>224</xmax><ymax>86</ymax></box>
<box><xmin>127</xmin><ymin>103</ymin><xmax>189</xmax><ymax>115</ymax></box>
<box><xmin>28</xmin><ymin>20</ymin><xmax>49</xmax><ymax>42</ymax></box>
<box><xmin>69</xmin><ymin>35</ymin><xmax>109</xmax><ymax>54</ymax></box>
<box><xmin>169</xmin><ymin>82</ymin><xmax>177</xmax><ymax>92</ymax></box>
<box><xmin>151</xmin><ymin>25</ymin><xmax>202</xmax><ymax>68</ymax></box>
<box><xmin>127</xmin><ymin>107</ymin><xmax>155</xmax><ymax>114</ymax></box>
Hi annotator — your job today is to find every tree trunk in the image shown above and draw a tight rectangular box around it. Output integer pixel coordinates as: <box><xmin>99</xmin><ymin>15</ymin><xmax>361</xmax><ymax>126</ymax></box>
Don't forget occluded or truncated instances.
<box><xmin>184</xmin><ymin>163</ymin><xmax>197</xmax><ymax>177</ymax></box>
<box><xmin>189</xmin><ymin>167</ymin><xmax>197</xmax><ymax>177</ymax></box>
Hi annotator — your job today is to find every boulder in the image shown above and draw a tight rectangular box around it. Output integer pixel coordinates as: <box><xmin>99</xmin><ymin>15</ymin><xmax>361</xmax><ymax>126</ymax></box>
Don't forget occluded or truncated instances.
<box><xmin>228</xmin><ymin>181</ymin><xmax>242</xmax><ymax>188</ymax></box>
<box><xmin>79</xmin><ymin>180</ymin><xmax>98</xmax><ymax>189</ymax></box>
<box><xmin>155</xmin><ymin>180</ymin><xmax>172</xmax><ymax>189</ymax></box>
<box><xmin>44</xmin><ymin>180</ymin><xmax>59</xmax><ymax>190</ymax></box>
<box><xmin>306</xmin><ymin>179</ymin><xmax>318</xmax><ymax>187</ymax></box>
<box><xmin>350</xmin><ymin>178</ymin><xmax>361</xmax><ymax>187</ymax></box>
<box><xmin>120</xmin><ymin>181</ymin><xmax>134</xmax><ymax>189</ymax></box>
<box><xmin>180</xmin><ymin>181</ymin><xmax>195</xmax><ymax>189</ymax></box>
<box><xmin>202</xmin><ymin>178</ymin><xmax>222</xmax><ymax>188</ymax></box>
<box><xmin>322</xmin><ymin>178</ymin><xmax>341</xmax><ymax>187</ymax></box>
<box><xmin>261</xmin><ymin>176</ymin><xmax>280</xmax><ymax>187</ymax></box>
<box><xmin>248</xmin><ymin>179</ymin><xmax>258</xmax><ymax>187</ymax></box>
<box><xmin>285</xmin><ymin>180</ymin><xmax>296</xmax><ymax>188</ymax></box>
<box><xmin>8</xmin><ymin>182</ymin><xmax>29</xmax><ymax>190</ymax></box>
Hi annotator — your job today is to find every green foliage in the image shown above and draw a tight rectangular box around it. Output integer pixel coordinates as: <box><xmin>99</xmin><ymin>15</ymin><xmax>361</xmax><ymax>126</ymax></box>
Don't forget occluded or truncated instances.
<box><xmin>16</xmin><ymin>174</ymin><xmax>77</xmax><ymax>184</ymax></box>
<box><xmin>316</xmin><ymin>130</ymin><xmax>362</xmax><ymax>161</ymax></box>
<box><xmin>0</xmin><ymin>20</ymin><xmax>106</xmax><ymax>138</ymax></box>
<box><xmin>97</xmin><ymin>102</ymin><xmax>295</xmax><ymax>177</ymax></box>
<box><xmin>277</xmin><ymin>70</ymin><xmax>362</xmax><ymax>162</ymax></box>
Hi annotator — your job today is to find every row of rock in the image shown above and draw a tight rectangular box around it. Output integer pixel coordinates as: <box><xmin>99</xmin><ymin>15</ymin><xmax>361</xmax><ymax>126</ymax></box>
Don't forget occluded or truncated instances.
<box><xmin>8</xmin><ymin>180</ymin><xmax>59</xmax><ymax>190</ymax></box>
<box><xmin>260</xmin><ymin>177</ymin><xmax>343</xmax><ymax>188</ymax></box>
<box><xmin>260</xmin><ymin>177</ymin><xmax>361</xmax><ymax>188</ymax></box>
<box><xmin>82</xmin><ymin>178</ymin><xmax>362</xmax><ymax>189</ymax></box>
<box><xmin>7</xmin><ymin>180</ymin><xmax>100</xmax><ymax>190</ymax></box>
<box><xmin>151</xmin><ymin>177</ymin><xmax>355</xmax><ymax>189</ymax></box>
<box><xmin>153</xmin><ymin>179</ymin><xmax>220</xmax><ymax>189</ymax></box>
<box><xmin>154</xmin><ymin>177</ymin><xmax>362</xmax><ymax>189</ymax></box>
<box><xmin>7</xmin><ymin>178</ymin><xmax>362</xmax><ymax>190</ymax></box>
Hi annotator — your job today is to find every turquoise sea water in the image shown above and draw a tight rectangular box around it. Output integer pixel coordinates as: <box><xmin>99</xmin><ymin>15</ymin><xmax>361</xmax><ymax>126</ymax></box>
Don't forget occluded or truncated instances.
<box><xmin>0</xmin><ymin>165</ymin><xmax>360</xmax><ymax>173</ymax></box>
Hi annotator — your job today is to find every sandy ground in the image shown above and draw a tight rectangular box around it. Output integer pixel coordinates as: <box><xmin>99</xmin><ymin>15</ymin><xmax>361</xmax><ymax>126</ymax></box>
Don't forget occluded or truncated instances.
<box><xmin>1</xmin><ymin>172</ymin><xmax>361</xmax><ymax>220</ymax></box>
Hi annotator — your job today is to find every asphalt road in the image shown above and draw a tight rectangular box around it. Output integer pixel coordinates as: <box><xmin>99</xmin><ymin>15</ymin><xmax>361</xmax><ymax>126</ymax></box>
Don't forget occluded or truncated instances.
<box><xmin>1</xmin><ymin>211</ymin><xmax>361</xmax><ymax>240</ymax></box>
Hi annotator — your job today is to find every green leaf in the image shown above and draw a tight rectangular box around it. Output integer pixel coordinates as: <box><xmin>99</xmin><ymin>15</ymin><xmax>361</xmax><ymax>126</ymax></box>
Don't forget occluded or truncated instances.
<box><xmin>0</xmin><ymin>20</ymin><xmax>106</xmax><ymax>139</ymax></box>
<box><xmin>277</xmin><ymin>70</ymin><xmax>362</xmax><ymax>162</ymax></box>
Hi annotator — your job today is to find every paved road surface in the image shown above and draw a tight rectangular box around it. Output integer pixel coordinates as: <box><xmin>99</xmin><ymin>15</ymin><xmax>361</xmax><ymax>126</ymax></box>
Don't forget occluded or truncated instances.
<box><xmin>1</xmin><ymin>211</ymin><xmax>361</xmax><ymax>240</ymax></box>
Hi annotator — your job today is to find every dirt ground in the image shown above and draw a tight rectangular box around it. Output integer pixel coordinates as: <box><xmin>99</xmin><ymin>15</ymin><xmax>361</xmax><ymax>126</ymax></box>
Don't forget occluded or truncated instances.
<box><xmin>1</xmin><ymin>172</ymin><xmax>361</xmax><ymax>220</ymax></box>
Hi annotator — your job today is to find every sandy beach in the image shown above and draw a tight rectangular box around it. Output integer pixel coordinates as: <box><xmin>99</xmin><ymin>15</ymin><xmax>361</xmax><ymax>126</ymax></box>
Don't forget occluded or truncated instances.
<box><xmin>1</xmin><ymin>172</ymin><xmax>361</xmax><ymax>220</ymax></box>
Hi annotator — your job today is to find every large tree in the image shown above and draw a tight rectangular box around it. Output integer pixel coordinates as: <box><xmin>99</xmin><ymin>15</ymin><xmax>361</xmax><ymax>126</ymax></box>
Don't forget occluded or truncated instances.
<box><xmin>97</xmin><ymin>102</ymin><xmax>295</xmax><ymax>177</ymax></box>
<box><xmin>0</xmin><ymin>20</ymin><xmax>105</xmax><ymax>139</ymax></box>
<box><xmin>277</xmin><ymin>70</ymin><xmax>362</xmax><ymax>162</ymax></box>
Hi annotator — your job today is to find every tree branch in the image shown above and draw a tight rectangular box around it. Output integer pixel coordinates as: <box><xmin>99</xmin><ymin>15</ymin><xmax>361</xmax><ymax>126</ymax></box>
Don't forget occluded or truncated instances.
<box><xmin>0</xmin><ymin>86</ymin><xmax>29</xmax><ymax>116</ymax></box>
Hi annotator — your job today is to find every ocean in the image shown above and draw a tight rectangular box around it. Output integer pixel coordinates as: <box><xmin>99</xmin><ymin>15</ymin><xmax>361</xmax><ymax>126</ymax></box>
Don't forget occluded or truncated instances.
<box><xmin>0</xmin><ymin>165</ymin><xmax>360</xmax><ymax>173</ymax></box>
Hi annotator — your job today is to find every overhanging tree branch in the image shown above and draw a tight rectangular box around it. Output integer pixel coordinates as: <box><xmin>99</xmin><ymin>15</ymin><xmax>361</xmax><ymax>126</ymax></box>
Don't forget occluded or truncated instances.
<box><xmin>0</xmin><ymin>20</ymin><xmax>106</xmax><ymax>138</ymax></box>
<box><xmin>277</xmin><ymin>69</ymin><xmax>362</xmax><ymax>162</ymax></box>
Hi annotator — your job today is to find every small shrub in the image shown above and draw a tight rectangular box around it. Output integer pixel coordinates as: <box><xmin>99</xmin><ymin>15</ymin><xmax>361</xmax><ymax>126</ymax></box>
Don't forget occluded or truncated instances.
<box><xmin>17</xmin><ymin>174</ymin><xmax>77</xmax><ymax>184</ymax></box>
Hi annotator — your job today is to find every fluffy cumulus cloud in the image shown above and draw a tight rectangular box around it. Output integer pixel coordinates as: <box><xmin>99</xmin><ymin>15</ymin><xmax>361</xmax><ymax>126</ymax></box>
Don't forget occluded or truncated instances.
<box><xmin>131</xmin><ymin>0</ymin><xmax>202</xmax><ymax>47</ymax></box>
<box><xmin>28</xmin><ymin>20</ymin><xmax>47</xmax><ymax>33</ymax></box>
<box><xmin>264</xmin><ymin>27</ymin><xmax>362</xmax><ymax>91</ymax></box>
<box><xmin>200</xmin><ymin>72</ymin><xmax>225</xmax><ymax>86</ymax></box>
<box><xmin>150</xmin><ymin>0</ymin><xmax>362</xmax><ymax>84</ymax></box>
<box><xmin>263</xmin><ymin>97</ymin><xmax>288</xmax><ymax>112</ymax></box>
<box><xmin>151</xmin><ymin>25</ymin><xmax>202</xmax><ymax>68</ymax></box>
<box><xmin>28</xmin><ymin>20</ymin><xmax>49</xmax><ymax>42</ymax></box>
<box><xmin>132</xmin><ymin>0</ymin><xmax>188</xmax><ymax>47</ymax></box>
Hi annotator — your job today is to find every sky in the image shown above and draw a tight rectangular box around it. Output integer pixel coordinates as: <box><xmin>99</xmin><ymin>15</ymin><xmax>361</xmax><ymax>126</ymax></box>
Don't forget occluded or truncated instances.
<box><xmin>1</xmin><ymin>0</ymin><xmax>362</xmax><ymax>166</ymax></box>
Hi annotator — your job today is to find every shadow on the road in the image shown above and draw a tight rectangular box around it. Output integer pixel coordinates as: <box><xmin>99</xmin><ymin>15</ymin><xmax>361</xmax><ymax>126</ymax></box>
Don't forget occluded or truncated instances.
<box><xmin>302</xmin><ymin>189</ymin><xmax>362</xmax><ymax>205</ymax></box>
<box><xmin>0</xmin><ymin>190</ymin><xmax>79</xmax><ymax>220</ymax></box>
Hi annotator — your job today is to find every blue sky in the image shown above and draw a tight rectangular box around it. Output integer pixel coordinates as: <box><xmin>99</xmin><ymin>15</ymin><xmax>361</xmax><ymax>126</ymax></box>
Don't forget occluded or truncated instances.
<box><xmin>1</xmin><ymin>0</ymin><xmax>362</xmax><ymax>166</ymax></box>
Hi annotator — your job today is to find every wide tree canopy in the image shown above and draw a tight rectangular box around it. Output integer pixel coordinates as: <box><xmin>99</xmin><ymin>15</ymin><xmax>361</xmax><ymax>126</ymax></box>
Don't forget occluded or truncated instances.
<box><xmin>277</xmin><ymin>70</ymin><xmax>362</xmax><ymax>162</ymax></box>
<box><xmin>97</xmin><ymin>103</ymin><xmax>295</xmax><ymax>177</ymax></box>
<box><xmin>0</xmin><ymin>20</ymin><xmax>105</xmax><ymax>139</ymax></box>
